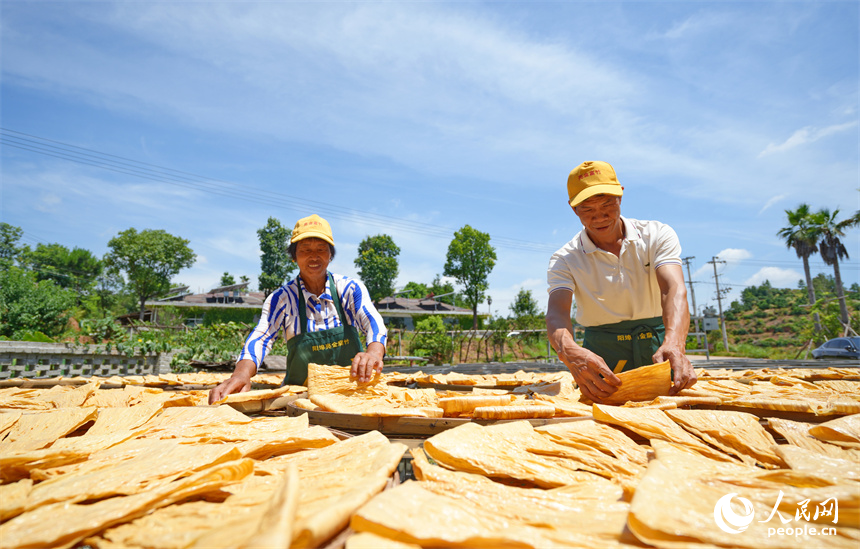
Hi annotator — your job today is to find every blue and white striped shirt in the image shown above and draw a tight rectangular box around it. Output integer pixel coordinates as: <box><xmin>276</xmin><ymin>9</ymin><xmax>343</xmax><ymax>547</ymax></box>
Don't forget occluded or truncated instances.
<box><xmin>237</xmin><ymin>272</ymin><xmax>387</xmax><ymax>368</ymax></box>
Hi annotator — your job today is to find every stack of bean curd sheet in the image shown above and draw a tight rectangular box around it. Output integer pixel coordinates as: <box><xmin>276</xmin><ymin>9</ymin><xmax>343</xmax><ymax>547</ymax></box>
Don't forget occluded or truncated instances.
<box><xmin>0</xmin><ymin>363</ymin><xmax>858</xmax><ymax>548</ymax></box>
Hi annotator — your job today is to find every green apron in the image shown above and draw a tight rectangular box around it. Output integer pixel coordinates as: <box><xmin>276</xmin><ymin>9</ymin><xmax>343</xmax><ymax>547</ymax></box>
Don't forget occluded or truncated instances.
<box><xmin>583</xmin><ymin>316</ymin><xmax>664</xmax><ymax>373</ymax></box>
<box><xmin>283</xmin><ymin>274</ymin><xmax>364</xmax><ymax>386</ymax></box>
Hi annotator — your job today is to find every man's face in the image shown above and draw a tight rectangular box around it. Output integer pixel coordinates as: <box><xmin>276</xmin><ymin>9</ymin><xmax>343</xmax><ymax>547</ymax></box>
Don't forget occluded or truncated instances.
<box><xmin>572</xmin><ymin>194</ymin><xmax>622</xmax><ymax>237</ymax></box>
<box><xmin>295</xmin><ymin>238</ymin><xmax>331</xmax><ymax>280</ymax></box>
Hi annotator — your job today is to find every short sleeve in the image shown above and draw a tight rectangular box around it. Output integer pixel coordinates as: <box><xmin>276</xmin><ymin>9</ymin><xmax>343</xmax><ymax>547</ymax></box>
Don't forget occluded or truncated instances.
<box><xmin>547</xmin><ymin>251</ymin><xmax>576</xmax><ymax>295</ymax></box>
<box><xmin>652</xmin><ymin>223</ymin><xmax>682</xmax><ymax>269</ymax></box>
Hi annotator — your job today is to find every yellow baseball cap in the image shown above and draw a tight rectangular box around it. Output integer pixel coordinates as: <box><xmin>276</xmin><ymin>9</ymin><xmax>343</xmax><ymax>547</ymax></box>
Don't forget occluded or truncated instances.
<box><xmin>291</xmin><ymin>214</ymin><xmax>334</xmax><ymax>246</ymax></box>
<box><xmin>567</xmin><ymin>160</ymin><xmax>623</xmax><ymax>207</ymax></box>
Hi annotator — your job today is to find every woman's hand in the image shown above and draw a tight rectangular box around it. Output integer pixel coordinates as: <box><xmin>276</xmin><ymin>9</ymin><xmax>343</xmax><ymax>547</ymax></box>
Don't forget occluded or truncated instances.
<box><xmin>351</xmin><ymin>342</ymin><xmax>385</xmax><ymax>383</ymax></box>
<box><xmin>207</xmin><ymin>360</ymin><xmax>256</xmax><ymax>404</ymax></box>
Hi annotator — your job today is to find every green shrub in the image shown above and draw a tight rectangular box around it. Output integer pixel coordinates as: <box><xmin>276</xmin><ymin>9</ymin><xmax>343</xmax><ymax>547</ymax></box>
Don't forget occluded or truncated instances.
<box><xmin>757</xmin><ymin>337</ymin><xmax>778</xmax><ymax>347</ymax></box>
<box><xmin>0</xmin><ymin>267</ymin><xmax>77</xmax><ymax>339</ymax></box>
<box><xmin>170</xmin><ymin>322</ymin><xmax>254</xmax><ymax>370</ymax></box>
<box><xmin>410</xmin><ymin>316</ymin><xmax>453</xmax><ymax>365</ymax></box>
<box><xmin>19</xmin><ymin>330</ymin><xmax>54</xmax><ymax>342</ymax></box>
<box><xmin>202</xmin><ymin>308</ymin><xmax>258</xmax><ymax>326</ymax></box>
<box><xmin>80</xmin><ymin>317</ymin><xmax>127</xmax><ymax>343</ymax></box>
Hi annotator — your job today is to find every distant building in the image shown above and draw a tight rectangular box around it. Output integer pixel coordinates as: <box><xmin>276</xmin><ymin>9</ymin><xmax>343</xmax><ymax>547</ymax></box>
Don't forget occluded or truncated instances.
<box><xmin>374</xmin><ymin>296</ymin><xmax>474</xmax><ymax>330</ymax></box>
<box><xmin>139</xmin><ymin>282</ymin><xmax>265</xmax><ymax>326</ymax></box>
<box><xmin>131</xmin><ymin>285</ymin><xmax>475</xmax><ymax>330</ymax></box>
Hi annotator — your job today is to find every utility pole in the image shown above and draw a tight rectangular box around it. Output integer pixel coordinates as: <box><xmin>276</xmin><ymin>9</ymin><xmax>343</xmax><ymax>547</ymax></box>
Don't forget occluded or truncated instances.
<box><xmin>682</xmin><ymin>256</ymin><xmax>701</xmax><ymax>348</ymax></box>
<box><xmin>708</xmin><ymin>256</ymin><xmax>729</xmax><ymax>352</ymax></box>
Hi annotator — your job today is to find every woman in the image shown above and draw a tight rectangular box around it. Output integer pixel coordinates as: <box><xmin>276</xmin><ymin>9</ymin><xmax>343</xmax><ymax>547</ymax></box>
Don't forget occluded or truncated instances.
<box><xmin>208</xmin><ymin>214</ymin><xmax>387</xmax><ymax>403</ymax></box>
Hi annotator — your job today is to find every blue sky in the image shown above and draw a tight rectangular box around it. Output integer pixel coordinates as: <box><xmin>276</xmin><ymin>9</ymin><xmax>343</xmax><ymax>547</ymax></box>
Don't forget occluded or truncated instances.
<box><xmin>1</xmin><ymin>0</ymin><xmax>858</xmax><ymax>319</ymax></box>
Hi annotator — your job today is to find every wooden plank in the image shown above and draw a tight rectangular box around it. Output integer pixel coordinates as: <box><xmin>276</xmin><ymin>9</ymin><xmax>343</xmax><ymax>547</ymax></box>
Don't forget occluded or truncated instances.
<box><xmin>282</xmin><ymin>403</ymin><xmax>592</xmax><ymax>436</ymax></box>
<box><xmin>413</xmin><ymin>381</ymin><xmax>481</xmax><ymax>391</ymax></box>
<box><xmin>483</xmin><ymin>416</ymin><xmax>594</xmax><ymax>427</ymax></box>
<box><xmin>283</xmin><ymin>404</ymin><xmax>472</xmax><ymax>435</ymax></box>
<box><xmin>696</xmin><ymin>404</ymin><xmax>838</xmax><ymax>423</ymax></box>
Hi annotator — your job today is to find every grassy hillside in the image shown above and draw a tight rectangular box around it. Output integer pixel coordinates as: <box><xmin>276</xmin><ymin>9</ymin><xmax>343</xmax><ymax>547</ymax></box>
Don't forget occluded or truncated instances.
<box><xmin>711</xmin><ymin>276</ymin><xmax>859</xmax><ymax>359</ymax></box>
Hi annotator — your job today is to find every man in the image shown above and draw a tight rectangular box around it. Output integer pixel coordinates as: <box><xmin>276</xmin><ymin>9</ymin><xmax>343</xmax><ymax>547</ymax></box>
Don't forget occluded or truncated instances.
<box><xmin>209</xmin><ymin>214</ymin><xmax>387</xmax><ymax>403</ymax></box>
<box><xmin>545</xmin><ymin>161</ymin><xmax>696</xmax><ymax>403</ymax></box>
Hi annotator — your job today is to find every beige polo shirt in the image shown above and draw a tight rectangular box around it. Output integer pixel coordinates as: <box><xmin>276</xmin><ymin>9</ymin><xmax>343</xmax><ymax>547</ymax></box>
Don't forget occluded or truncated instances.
<box><xmin>547</xmin><ymin>217</ymin><xmax>682</xmax><ymax>327</ymax></box>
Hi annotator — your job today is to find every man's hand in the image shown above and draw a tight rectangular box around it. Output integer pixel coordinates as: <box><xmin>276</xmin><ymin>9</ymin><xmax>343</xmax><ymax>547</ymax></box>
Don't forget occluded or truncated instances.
<box><xmin>351</xmin><ymin>342</ymin><xmax>385</xmax><ymax>383</ymax></box>
<box><xmin>653</xmin><ymin>344</ymin><xmax>696</xmax><ymax>395</ymax></box>
<box><xmin>562</xmin><ymin>347</ymin><xmax>622</xmax><ymax>403</ymax></box>
<box><xmin>546</xmin><ymin>289</ymin><xmax>621</xmax><ymax>403</ymax></box>
<box><xmin>208</xmin><ymin>359</ymin><xmax>256</xmax><ymax>404</ymax></box>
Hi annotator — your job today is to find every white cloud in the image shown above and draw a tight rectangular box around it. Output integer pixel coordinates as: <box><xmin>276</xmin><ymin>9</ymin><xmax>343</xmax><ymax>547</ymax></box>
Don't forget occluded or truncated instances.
<box><xmin>5</xmin><ymin>3</ymin><xmax>857</xmax><ymax>212</ymax></box>
<box><xmin>715</xmin><ymin>248</ymin><xmax>753</xmax><ymax>265</ymax></box>
<box><xmin>758</xmin><ymin>122</ymin><xmax>858</xmax><ymax>157</ymax></box>
<box><xmin>35</xmin><ymin>192</ymin><xmax>61</xmax><ymax>212</ymax></box>
<box><xmin>660</xmin><ymin>12</ymin><xmax>731</xmax><ymax>40</ymax></box>
<box><xmin>758</xmin><ymin>194</ymin><xmax>787</xmax><ymax>215</ymax></box>
<box><xmin>743</xmin><ymin>266</ymin><xmax>802</xmax><ymax>289</ymax></box>
<box><xmin>438</xmin><ymin>275</ymin><xmax>458</xmax><ymax>287</ymax></box>
<box><xmin>1</xmin><ymin>3</ymin><xmax>636</xmax><ymax>187</ymax></box>
<box><xmin>692</xmin><ymin>248</ymin><xmax>752</xmax><ymax>280</ymax></box>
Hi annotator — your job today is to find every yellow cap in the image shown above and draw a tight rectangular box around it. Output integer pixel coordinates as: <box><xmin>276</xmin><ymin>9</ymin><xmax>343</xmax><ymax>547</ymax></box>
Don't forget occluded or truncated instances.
<box><xmin>567</xmin><ymin>160</ymin><xmax>623</xmax><ymax>207</ymax></box>
<box><xmin>291</xmin><ymin>214</ymin><xmax>334</xmax><ymax>246</ymax></box>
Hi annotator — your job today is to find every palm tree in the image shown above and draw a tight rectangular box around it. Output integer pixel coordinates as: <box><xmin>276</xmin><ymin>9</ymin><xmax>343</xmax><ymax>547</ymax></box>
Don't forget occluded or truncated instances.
<box><xmin>812</xmin><ymin>208</ymin><xmax>859</xmax><ymax>329</ymax></box>
<box><xmin>777</xmin><ymin>204</ymin><xmax>822</xmax><ymax>334</ymax></box>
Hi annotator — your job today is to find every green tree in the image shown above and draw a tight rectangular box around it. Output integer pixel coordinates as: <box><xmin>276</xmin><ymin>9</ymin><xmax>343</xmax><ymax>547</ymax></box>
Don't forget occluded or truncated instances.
<box><xmin>443</xmin><ymin>225</ymin><xmax>497</xmax><ymax>329</ymax></box>
<box><xmin>0</xmin><ymin>222</ymin><xmax>26</xmax><ymax>268</ymax></box>
<box><xmin>812</xmin><ymin>208</ymin><xmax>859</xmax><ymax>327</ymax></box>
<box><xmin>219</xmin><ymin>272</ymin><xmax>236</xmax><ymax>287</ymax></box>
<box><xmin>410</xmin><ymin>315</ymin><xmax>453</xmax><ymax>364</ymax></box>
<box><xmin>777</xmin><ymin>204</ymin><xmax>822</xmax><ymax>334</ymax></box>
<box><xmin>510</xmin><ymin>287</ymin><xmax>540</xmax><ymax>329</ymax></box>
<box><xmin>24</xmin><ymin>243</ymin><xmax>103</xmax><ymax>298</ymax></box>
<box><xmin>104</xmin><ymin>228</ymin><xmax>196</xmax><ymax>320</ymax></box>
<box><xmin>399</xmin><ymin>281</ymin><xmax>430</xmax><ymax>299</ymax></box>
<box><xmin>355</xmin><ymin>234</ymin><xmax>400</xmax><ymax>302</ymax></box>
<box><xmin>0</xmin><ymin>267</ymin><xmax>77</xmax><ymax>339</ymax></box>
<box><xmin>257</xmin><ymin>217</ymin><xmax>295</xmax><ymax>296</ymax></box>
<box><xmin>809</xmin><ymin>295</ymin><xmax>860</xmax><ymax>339</ymax></box>
<box><xmin>810</xmin><ymin>272</ymin><xmax>837</xmax><ymax>299</ymax></box>
<box><xmin>91</xmin><ymin>271</ymin><xmax>128</xmax><ymax>318</ymax></box>
<box><xmin>429</xmin><ymin>274</ymin><xmax>468</xmax><ymax>308</ymax></box>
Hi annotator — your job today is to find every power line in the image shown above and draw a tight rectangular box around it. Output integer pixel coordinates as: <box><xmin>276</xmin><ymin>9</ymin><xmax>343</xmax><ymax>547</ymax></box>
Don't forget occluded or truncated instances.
<box><xmin>0</xmin><ymin>128</ymin><xmax>560</xmax><ymax>254</ymax></box>
<box><xmin>5</xmin><ymin>127</ymin><xmax>857</xmax><ymax>269</ymax></box>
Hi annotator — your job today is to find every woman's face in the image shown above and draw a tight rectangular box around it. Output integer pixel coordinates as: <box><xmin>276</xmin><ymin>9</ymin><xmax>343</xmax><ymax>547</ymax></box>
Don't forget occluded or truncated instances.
<box><xmin>295</xmin><ymin>238</ymin><xmax>331</xmax><ymax>281</ymax></box>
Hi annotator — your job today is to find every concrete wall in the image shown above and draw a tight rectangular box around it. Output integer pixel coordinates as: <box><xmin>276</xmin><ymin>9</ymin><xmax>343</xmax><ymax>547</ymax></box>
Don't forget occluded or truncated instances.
<box><xmin>0</xmin><ymin>341</ymin><xmax>172</xmax><ymax>379</ymax></box>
